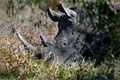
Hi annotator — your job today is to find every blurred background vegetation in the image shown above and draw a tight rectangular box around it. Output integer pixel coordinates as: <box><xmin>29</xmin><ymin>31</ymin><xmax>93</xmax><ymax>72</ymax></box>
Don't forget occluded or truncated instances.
<box><xmin>0</xmin><ymin>0</ymin><xmax>120</xmax><ymax>80</ymax></box>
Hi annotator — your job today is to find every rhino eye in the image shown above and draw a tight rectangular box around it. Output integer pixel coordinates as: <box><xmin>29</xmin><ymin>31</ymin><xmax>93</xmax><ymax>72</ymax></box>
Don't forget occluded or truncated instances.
<box><xmin>63</xmin><ymin>42</ymin><xmax>67</xmax><ymax>46</ymax></box>
<box><xmin>61</xmin><ymin>41</ymin><xmax>67</xmax><ymax>48</ymax></box>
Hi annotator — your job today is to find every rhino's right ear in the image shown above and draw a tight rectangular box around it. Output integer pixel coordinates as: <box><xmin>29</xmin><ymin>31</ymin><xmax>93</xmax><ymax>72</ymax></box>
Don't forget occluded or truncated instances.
<box><xmin>47</xmin><ymin>8</ymin><xmax>61</xmax><ymax>22</ymax></box>
<box><xmin>57</xmin><ymin>4</ymin><xmax>77</xmax><ymax>17</ymax></box>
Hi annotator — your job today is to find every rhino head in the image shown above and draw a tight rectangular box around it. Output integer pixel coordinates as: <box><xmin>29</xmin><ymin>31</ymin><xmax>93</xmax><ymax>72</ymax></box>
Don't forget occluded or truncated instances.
<box><xmin>46</xmin><ymin>4</ymin><xmax>86</xmax><ymax>64</ymax></box>
<box><xmin>16</xmin><ymin>4</ymin><xmax>85</xmax><ymax>65</ymax></box>
<box><xmin>47</xmin><ymin>4</ymin><xmax>79</xmax><ymax>38</ymax></box>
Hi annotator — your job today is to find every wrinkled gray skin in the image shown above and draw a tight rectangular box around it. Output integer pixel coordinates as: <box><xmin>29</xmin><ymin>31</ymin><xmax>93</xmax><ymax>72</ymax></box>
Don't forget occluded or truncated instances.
<box><xmin>16</xmin><ymin>4</ymin><xmax>90</xmax><ymax>64</ymax></box>
<box><xmin>45</xmin><ymin>4</ymin><xmax>89</xmax><ymax>64</ymax></box>
<box><xmin>16</xmin><ymin>2</ymin><xmax>120</xmax><ymax>65</ymax></box>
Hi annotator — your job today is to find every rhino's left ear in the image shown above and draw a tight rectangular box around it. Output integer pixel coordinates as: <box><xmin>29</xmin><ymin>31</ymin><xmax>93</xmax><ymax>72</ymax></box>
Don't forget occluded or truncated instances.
<box><xmin>47</xmin><ymin>8</ymin><xmax>61</xmax><ymax>22</ymax></box>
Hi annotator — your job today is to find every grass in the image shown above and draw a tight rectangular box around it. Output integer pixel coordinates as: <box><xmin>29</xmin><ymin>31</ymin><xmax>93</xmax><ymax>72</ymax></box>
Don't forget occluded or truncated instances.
<box><xmin>0</xmin><ymin>76</ymin><xmax>13</xmax><ymax>80</ymax></box>
<box><xmin>0</xmin><ymin>35</ymin><xmax>119</xmax><ymax>80</ymax></box>
<box><xmin>0</xmin><ymin>0</ymin><xmax>120</xmax><ymax>80</ymax></box>
<box><xmin>0</xmin><ymin>42</ymin><xmax>120</xmax><ymax>80</ymax></box>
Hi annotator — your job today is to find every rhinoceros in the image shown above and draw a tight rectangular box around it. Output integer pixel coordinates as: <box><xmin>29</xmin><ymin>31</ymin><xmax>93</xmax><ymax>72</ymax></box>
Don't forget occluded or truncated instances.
<box><xmin>16</xmin><ymin>2</ymin><xmax>119</xmax><ymax>65</ymax></box>
<box><xmin>15</xmin><ymin>4</ymin><xmax>89</xmax><ymax>65</ymax></box>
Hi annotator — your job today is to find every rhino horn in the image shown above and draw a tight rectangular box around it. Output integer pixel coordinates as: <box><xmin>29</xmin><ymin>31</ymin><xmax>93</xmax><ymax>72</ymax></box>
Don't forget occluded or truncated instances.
<box><xmin>40</xmin><ymin>35</ymin><xmax>47</xmax><ymax>47</ymax></box>
<box><xmin>16</xmin><ymin>29</ymin><xmax>36</xmax><ymax>51</ymax></box>
<box><xmin>47</xmin><ymin>8</ymin><xmax>61</xmax><ymax>22</ymax></box>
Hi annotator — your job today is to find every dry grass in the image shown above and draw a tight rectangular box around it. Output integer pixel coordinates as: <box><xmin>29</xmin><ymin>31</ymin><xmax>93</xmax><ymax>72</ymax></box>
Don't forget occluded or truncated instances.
<box><xmin>0</xmin><ymin>35</ymin><xmax>120</xmax><ymax>80</ymax></box>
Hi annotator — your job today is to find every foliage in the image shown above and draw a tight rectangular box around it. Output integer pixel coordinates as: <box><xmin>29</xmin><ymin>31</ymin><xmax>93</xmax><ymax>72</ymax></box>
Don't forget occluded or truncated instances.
<box><xmin>0</xmin><ymin>0</ymin><xmax>120</xmax><ymax>80</ymax></box>
<box><xmin>0</xmin><ymin>44</ymin><xmax>120</xmax><ymax>80</ymax></box>
<box><xmin>76</xmin><ymin>0</ymin><xmax>120</xmax><ymax>64</ymax></box>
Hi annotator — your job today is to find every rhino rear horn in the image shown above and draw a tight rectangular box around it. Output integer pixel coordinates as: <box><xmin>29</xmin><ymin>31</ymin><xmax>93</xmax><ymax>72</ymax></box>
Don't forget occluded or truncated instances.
<box><xmin>40</xmin><ymin>35</ymin><xmax>47</xmax><ymax>47</ymax></box>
